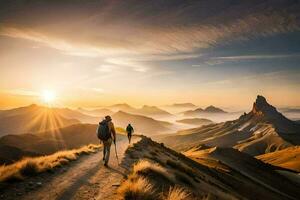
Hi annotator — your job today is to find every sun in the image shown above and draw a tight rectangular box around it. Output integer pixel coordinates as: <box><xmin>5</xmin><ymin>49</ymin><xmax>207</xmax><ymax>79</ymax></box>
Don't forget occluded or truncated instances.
<box><xmin>42</xmin><ymin>90</ymin><xmax>56</xmax><ymax>104</ymax></box>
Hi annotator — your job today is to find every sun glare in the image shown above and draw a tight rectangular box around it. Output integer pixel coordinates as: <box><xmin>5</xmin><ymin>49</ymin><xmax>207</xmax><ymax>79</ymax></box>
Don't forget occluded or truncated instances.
<box><xmin>42</xmin><ymin>90</ymin><xmax>56</xmax><ymax>104</ymax></box>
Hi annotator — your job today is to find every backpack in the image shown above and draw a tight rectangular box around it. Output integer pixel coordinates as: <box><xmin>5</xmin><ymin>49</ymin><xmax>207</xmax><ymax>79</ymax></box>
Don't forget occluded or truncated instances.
<box><xmin>97</xmin><ymin>120</ymin><xmax>111</xmax><ymax>141</ymax></box>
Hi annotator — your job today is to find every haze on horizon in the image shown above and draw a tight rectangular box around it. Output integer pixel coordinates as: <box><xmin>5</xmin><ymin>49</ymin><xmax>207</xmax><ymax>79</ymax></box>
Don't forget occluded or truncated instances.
<box><xmin>0</xmin><ymin>0</ymin><xmax>300</xmax><ymax>110</ymax></box>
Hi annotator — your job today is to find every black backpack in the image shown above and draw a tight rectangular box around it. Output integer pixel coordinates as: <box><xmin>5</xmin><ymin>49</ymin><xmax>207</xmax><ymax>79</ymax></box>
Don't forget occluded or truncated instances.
<box><xmin>97</xmin><ymin>120</ymin><xmax>111</xmax><ymax>141</ymax></box>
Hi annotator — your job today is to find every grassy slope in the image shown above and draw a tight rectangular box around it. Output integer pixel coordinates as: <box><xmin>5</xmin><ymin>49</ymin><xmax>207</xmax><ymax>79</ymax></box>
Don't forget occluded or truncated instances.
<box><xmin>0</xmin><ymin>144</ymin><xmax>100</xmax><ymax>182</ymax></box>
<box><xmin>0</xmin><ymin>123</ymin><xmax>127</xmax><ymax>164</ymax></box>
<box><xmin>257</xmin><ymin>146</ymin><xmax>300</xmax><ymax>172</ymax></box>
<box><xmin>118</xmin><ymin>136</ymin><xmax>300</xmax><ymax>200</ymax></box>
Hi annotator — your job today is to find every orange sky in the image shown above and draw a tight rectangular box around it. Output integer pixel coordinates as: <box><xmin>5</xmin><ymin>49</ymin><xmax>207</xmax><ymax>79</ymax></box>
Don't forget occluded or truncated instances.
<box><xmin>0</xmin><ymin>1</ymin><xmax>300</xmax><ymax>110</ymax></box>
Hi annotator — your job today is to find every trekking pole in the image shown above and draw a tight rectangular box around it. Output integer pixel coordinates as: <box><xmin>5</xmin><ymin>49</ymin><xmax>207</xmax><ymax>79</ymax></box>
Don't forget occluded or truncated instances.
<box><xmin>114</xmin><ymin>140</ymin><xmax>119</xmax><ymax>165</ymax></box>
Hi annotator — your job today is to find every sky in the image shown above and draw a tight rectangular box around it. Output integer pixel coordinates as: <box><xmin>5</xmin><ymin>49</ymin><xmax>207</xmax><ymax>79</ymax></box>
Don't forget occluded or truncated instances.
<box><xmin>0</xmin><ymin>0</ymin><xmax>300</xmax><ymax>110</ymax></box>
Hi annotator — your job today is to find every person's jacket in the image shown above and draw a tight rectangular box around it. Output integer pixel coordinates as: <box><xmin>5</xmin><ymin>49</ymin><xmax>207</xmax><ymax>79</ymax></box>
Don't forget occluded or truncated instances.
<box><xmin>126</xmin><ymin>125</ymin><xmax>134</xmax><ymax>133</ymax></box>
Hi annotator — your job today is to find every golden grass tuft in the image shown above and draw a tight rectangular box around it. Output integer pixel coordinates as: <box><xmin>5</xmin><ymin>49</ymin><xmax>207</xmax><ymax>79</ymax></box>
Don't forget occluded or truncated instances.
<box><xmin>116</xmin><ymin>127</ymin><xmax>127</xmax><ymax>135</ymax></box>
<box><xmin>133</xmin><ymin>160</ymin><xmax>171</xmax><ymax>177</ymax></box>
<box><xmin>162</xmin><ymin>186</ymin><xmax>191</xmax><ymax>200</ymax></box>
<box><xmin>118</xmin><ymin>160</ymin><xmax>180</xmax><ymax>200</ymax></box>
<box><xmin>118</xmin><ymin>176</ymin><xmax>157</xmax><ymax>200</ymax></box>
<box><xmin>0</xmin><ymin>144</ymin><xmax>100</xmax><ymax>182</ymax></box>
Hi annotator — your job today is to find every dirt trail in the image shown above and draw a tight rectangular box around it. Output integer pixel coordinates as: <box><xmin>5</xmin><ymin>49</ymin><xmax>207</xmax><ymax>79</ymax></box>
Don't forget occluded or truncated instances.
<box><xmin>20</xmin><ymin>138</ymin><xmax>136</xmax><ymax>200</ymax></box>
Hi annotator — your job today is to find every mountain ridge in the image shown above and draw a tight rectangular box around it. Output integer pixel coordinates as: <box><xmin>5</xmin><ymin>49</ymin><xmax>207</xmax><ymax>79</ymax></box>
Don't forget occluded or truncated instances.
<box><xmin>183</xmin><ymin>105</ymin><xmax>227</xmax><ymax>116</ymax></box>
<box><xmin>160</xmin><ymin>95</ymin><xmax>300</xmax><ymax>156</ymax></box>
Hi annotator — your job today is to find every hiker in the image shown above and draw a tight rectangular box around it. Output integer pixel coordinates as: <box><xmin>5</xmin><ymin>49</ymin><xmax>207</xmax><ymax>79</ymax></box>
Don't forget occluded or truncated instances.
<box><xmin>126</xmin><ymin>123</ymin><xmax>134</xmax><ymax>144</ymax></box>
<box><xmin>97</xmin><ymin>115</ymin><xmax>116</xmax><ymax>167</ymax></box>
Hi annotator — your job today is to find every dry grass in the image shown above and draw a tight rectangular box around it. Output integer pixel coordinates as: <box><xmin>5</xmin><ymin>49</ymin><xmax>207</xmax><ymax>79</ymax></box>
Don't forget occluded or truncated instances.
<box><xmin>162</xmin><ymin>186</ymin><xmax>191</xmax><ymax>200</ymax></box>
<box><xmin>116</xmin><ymin>127</ymin><xmax>127</xmax><ymax>135</ymax></box>
<box><xmin>118</xmin><ymin>176</ymin><xmax>157</xmax><ymax>200</ymax></box>
<box><xmin>133</xmin><ymin>160</ymin><xmax>166</xmax><ymax>175</ymax></box>
<box><xmin>118</xmin><ymin>159</ymin><xmax>194</xmax><ymax>200</ymax></box>
<box><xmin>133</xmin><ymin>160</ymin><xmax>175</xmax><ymax>183</ymax></box>
<box><xmin>0</xmin><ymin>144</ymin><xmax>100</xmax><ymax>182</ymax></box>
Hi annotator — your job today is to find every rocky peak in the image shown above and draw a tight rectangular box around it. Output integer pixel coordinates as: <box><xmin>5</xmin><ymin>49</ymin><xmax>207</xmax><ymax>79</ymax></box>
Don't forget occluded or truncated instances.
<box><xmin>252</xmin><ymin>95</ymin><xmax>279</xmax><ymax>118</ymax></box>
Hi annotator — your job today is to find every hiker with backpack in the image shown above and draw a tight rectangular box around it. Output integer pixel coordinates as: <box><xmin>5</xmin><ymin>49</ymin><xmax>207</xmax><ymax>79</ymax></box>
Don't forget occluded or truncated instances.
<box><xmin>97</xmin><ymin>115</ymin><xmax>116</xmax><ymax>167</ymax></box>
<box><xmin>126</xmin><ymin>123</ymin><xmax>134</xmax><ymax>144</ymax></box>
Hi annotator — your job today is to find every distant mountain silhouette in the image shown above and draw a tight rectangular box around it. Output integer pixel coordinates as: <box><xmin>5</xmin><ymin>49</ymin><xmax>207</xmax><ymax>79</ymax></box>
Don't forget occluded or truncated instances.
<box><xmin>108</xmin><ymin>103</ymin><xmax>136</xmax><ymax>113</ymax></box>
<box><xmin>183</xmin><ymin>107</ymin><xmax>204</xmax><ymax>116</ymax></box>
<box><xmin>133</xmin><ymin>105</ymin><xmax>173</xmax><ymax>117</ymax></box>
<box><xmin>161</xmin><ymin>95</ymin><xmax>300</xmax><ymax>156</ymax></box>
<box><xmin>204</xmin><ymin>105</ymin><xmax>227</xmax><ymax>113</ymax></box>
<box><xmin>106</xmin><ymin>104</ymin><xmax>173</xmax><ymax>118</ymax></box>
<box><xmin>0</xmin><ymin>104</ymin><xmax>80</xmax><ymax>136</ymax></box>
<box><xmin>170</xmin><ymin>103</ymin><xmax>197</xmax><ymax>108</ymax></box>
<box><xmin>77</xmin><ymin>107</ymin><xmax>113</xmax><ymax>117</ymax></box>
<box><xmin>176</xmin><ymin>118</ymin><xmax>213</xmax><ymax>126</ymax></box>
<box><xmin>112</xmin><ymin>111</ymin><xmax>172</xmax><ymax>135</ymax></box>
<box><xmin>183</xmin><ymin>105</ymin><xmax>227</xmax><ymax>116</ymax></box>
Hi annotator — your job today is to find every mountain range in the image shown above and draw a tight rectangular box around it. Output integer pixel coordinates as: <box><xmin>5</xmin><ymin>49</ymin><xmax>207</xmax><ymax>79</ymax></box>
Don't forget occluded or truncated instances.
<box><xmin>0</xmin><ymin>104</ymin><xmax>80</xmax><ymax>136</ymax></box>
<box><xmin>77</xmin><ymin>107</ymin><xmax>113</xmax><ymax>117</ymax></box>
<box><xmin>183</xmin><ymin>105</ymin><xmax>227</xmax><ymax>116</ymax></box>
<box><xmin>160</xmin><ymin>95</ymin><xmax>300</xmax><ymax>156</ymax></box>
<box><xmin>169</xmin><ymin>103</ymin><xmax>197</xmax><ymax>108</ymax></box>
<box><xmin>107</xmin><ymin>103</ymin><xmax>173</xmax><ymax>118</ymax></box>
<box><xmin>111</xmin><ymin>111</ymin><xmax>172</xmax><ymax>135</ymax></box>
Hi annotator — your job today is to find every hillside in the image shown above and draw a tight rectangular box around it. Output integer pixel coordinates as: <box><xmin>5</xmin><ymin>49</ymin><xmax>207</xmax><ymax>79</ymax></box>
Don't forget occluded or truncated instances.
<box><xmin>160</xmin><ymin>95</ymin><xmax>300</xmax><ymax>156</ymax></box>
<box><xmin>176</xmin><ymin>118</ymin><xmax>213</xmax><ymax>126</ymax></box>
<box><xmin>112</xmin><ymin>111</ymin><xmax>172</xmax><ymax>135</ymax></box>
<box><xmin>0</xmin><ymin>137</ymin><xmax>131</xmax><ymax>200</ymax></box>
<box><xmin>0</xmin><ymin>105</ymin><xmax>80</xmax><ymax>136</ymax></box>
<box><xmin>257</xmin><ymin>146</ymin><xmax>300</xmax><ymax>172</ymax></box>
<box><xmin>0</xmin><ymin>123</ymin><xmax>126</xmax><ymax>164</ymax></box>
<box><xmin>119</xmin><ymin>136</ymin><xmax>300</xmax><ymax>200</ymax></box>
<box><xmin>0</xmin><ymin>145</ymin><xmax>39</xmax><ymax>165</ymax></box>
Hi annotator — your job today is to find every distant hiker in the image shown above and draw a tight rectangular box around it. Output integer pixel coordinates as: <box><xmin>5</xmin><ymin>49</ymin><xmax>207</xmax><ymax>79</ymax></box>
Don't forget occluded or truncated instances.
<box><xmin>126</xmin><ymin>123</ymin><xmax>134</xmax><ymax>144</ymax></box>
<box><xmin>97</xmin><ymin>115</ymin><xmax>116</xmax><ymax>167</ymax></box>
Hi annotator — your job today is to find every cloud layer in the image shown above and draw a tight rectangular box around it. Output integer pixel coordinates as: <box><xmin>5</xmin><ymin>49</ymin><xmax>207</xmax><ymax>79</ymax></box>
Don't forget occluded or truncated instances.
<box><xmin>0</xmin><ymin>0</ymin><xmax>300</xmax><ymax>108</ymax></box>
<box><xmin>1</xmin><ymin>0</ymin><xmax>299</xmax><ymax>57</ymax></box>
